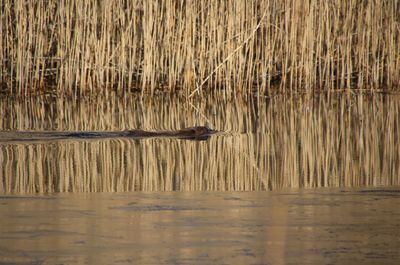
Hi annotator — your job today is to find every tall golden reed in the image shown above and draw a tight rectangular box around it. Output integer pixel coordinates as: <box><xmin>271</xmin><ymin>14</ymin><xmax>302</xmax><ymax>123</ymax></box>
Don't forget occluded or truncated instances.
<box><xmin>1</xmin><ymin>0</ymin><xmax>399</xmax><ymax>96</ymax></box>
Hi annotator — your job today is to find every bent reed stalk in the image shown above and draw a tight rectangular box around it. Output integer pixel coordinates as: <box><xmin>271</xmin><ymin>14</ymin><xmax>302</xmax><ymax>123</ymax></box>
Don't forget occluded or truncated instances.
<box><xmin>1</xmin><ymin>0</ymin><xmax>399</xmax><ymax>96</ymax></box>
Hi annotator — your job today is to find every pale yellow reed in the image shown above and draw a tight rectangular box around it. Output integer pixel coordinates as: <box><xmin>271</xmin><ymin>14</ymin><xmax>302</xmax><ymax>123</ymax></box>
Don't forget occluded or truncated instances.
<box><xmin>1</xmin><ymin>0</ymin><xmax>399</xmax><ymax>96</ymax></box>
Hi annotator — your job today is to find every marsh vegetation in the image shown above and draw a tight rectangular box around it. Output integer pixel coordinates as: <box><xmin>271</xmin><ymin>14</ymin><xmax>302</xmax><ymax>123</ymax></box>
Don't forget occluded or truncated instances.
<box><xmin>1</xmin><ymin>0</ymin><xmax>399</xmax><ymax>96</ymax></box>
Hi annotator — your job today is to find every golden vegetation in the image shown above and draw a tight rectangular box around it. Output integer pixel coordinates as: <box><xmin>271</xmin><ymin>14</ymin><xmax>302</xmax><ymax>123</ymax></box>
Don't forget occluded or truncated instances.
<box><xmin>1</xmin><ymin>0</ymin><xmax>399</xmax><ymax>96</ymax></box>
<box><xmin>1</xmin><ymin>94</ymin><xmax>399</xmax><ymax>192</ymax></box>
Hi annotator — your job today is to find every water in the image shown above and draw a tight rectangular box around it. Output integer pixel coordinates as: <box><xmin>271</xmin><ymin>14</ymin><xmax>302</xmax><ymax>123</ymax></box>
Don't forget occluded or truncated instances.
<box><xmin>1</xmin><ymin>190</ymin><xmax>400</xmax><ymax>264</ymax></box>
<box><xmin>0</xmin><ymin>93</ymin><xmax>400</xmax><ymax>264</ymax></box>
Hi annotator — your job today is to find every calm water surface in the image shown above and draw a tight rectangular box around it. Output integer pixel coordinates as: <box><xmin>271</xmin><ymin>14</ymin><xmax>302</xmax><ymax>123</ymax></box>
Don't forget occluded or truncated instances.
<box><xmin>1</xmin><ymin>190</ymin><xmax>400</xmax><ymax>265</ymax></box>
<box><xmin>0</xmin><ymin>93</ymin><xmax>399</xmax><ymax>264</ymax></box>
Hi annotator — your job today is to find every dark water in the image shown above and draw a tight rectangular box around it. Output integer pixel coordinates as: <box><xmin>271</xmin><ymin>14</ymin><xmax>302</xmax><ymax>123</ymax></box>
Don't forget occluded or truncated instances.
<box><xmin>0</xmin><ymin>93</ymin><xmax>400</xmax><ymax>264</ymax></box>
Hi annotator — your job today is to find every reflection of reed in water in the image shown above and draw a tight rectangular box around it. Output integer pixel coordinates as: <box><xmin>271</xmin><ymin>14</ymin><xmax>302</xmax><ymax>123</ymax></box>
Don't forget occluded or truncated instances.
<box><xmin>0</xmin><ymin>94</ymin><xmax>399</xmax><ymax>192</ymax></box>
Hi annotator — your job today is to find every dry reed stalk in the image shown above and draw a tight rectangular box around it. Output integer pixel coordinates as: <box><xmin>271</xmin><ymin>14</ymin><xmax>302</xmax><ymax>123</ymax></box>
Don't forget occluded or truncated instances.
<box><xmin>1</xmin><ymin>0</ymin><xmax>399</xmax><ymax>96</ymax></box>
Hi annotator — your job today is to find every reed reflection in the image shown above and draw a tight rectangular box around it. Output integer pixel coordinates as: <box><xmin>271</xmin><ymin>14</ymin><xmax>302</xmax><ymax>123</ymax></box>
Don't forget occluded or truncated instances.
<box><xmin>0</xmin><ymin>94</ymin><xmax>399</xmax><ymax>192</ymax></box>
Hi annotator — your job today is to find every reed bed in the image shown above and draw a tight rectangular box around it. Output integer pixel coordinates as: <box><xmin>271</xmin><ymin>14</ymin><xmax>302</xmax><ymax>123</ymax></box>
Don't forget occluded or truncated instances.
<box><xmin>0</xmin><ymin>94</ymin><xmax>399</xmax><ymax>192</ymax></box>
<box><xmin>1</xmin><ymin>0</ymin><xmax>399</xmax><ymax>96</ymax></box>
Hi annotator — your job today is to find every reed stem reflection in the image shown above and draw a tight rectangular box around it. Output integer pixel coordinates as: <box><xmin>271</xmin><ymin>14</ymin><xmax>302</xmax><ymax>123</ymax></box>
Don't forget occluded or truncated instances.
<box><xmin>0</xmin><ymin>94</ymin><xmax>399</xmax><ymax>192</ymax></box>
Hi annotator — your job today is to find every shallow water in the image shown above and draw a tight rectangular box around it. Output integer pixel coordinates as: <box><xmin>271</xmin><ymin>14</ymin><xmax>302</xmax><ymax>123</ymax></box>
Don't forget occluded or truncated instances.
<box><xmin>1</xmin><ymin>189</ymin><xmax>400</xmax><ymax>265</ymax></box>
<box><xmin>1</xmin><ymin>93</ymin><xmax>400</xmax><ymax>264</ymax></box>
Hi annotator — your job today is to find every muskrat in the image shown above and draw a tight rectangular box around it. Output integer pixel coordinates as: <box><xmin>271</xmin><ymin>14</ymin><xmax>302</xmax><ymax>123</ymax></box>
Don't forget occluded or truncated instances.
<box><xmin>0</xmin><ymin>126</ymin><xmax>217</xmax><ymax>142</ymax></box>
<box><xmin>126</xmin><ymin>126</ymin><xmax>216</xmax><ymax>140</ymax></box>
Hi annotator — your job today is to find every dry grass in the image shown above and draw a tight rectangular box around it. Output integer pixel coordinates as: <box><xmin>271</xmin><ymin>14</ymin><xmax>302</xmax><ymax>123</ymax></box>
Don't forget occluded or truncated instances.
<box><xmin>1</xmin><ymin>0</ymin><xmax>399</xmax><ymax>96</ymax></box>
<box><xmin>0</xmin><ymin>93</ymin><xmax>399</xmax><ymax>192</ymax></box>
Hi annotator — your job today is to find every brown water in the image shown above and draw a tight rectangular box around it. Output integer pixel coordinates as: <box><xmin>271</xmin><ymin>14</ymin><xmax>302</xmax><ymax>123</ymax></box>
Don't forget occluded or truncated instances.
<box><xmin>1</xmin><ymin>93</ymin><xmax>400</xmax><ymax>264</ymax></box>
<box><xmin>1</xmin><ymin>190</ymin><xmax>400</xmax><ymax>265</ymax></box>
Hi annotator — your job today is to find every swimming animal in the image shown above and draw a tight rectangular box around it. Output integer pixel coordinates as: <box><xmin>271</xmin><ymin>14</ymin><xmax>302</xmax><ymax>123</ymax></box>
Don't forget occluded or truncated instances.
<box><xmin>0</xmin><ymin>126</ymin><xmax>217</xmax><ymax>142</ymax></box>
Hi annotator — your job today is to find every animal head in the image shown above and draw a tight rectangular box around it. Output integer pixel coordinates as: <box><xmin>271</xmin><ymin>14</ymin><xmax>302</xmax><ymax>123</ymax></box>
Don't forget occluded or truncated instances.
<box><xmin>188</xmin><ymin>126</ymin><xmax>216</xmax><ymax>135</ymax></box>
